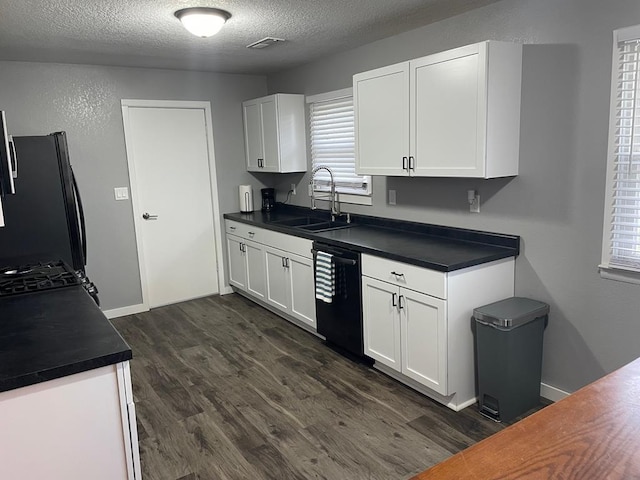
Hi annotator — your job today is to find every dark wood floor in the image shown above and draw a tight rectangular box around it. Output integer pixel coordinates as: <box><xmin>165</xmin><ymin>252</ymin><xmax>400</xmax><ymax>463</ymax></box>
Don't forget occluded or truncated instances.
<box><xmin>112</xmin><ymin>294</ymin><xmax>541</xmax><ymax>480</ymax></box>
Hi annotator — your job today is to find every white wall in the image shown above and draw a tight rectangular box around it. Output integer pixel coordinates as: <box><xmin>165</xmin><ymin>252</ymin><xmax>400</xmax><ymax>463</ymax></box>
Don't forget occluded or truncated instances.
<box><xmin>267</xmin><ymin>0</ymin><xmax>640</xmax><ymax>393</ymax></box>
<box><xmin>0</xmin><ymin>61</ymin><xmax>267</xmax><ymax>310</ymax></box>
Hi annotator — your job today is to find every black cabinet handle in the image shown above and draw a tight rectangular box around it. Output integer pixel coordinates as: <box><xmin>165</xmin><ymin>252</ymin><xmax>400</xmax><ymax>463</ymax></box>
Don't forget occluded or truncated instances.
<box><xmin>392</xmin><ymin>292</ymin><xmax>397</xmax><ymax>307</ymax></box>
<box><xmin>391</xmin><ymin>271</ymin><xmax>405</xmax><ymax>278</ymax></box>
<box><xmin>409</xmin><ymin>156</ymin><xmax>415</xmax><ymax>171</ymax></box>
<box><xmin>398</xmin><ymin>295</ymin><xmax>405</xmax><ymax>310</ymax></box>
<box><xmin>402</xmin><ymin>156</ymin><xmax>408</xmax><ymax>170</ymax></box>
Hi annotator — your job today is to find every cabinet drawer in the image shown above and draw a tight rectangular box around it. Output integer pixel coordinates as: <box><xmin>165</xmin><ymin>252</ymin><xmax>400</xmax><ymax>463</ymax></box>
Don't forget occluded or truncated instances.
<box><xmin>265</xmin><ymin>230</ymin><xmax>313</xmax><ymax>258</ymax></box>
<box><xmin>361</xmin><ymin>254</ymin><xmax>446</xmax><ymax>299</ymax></box>
<box><xmin>225</xmin><ymin>220</ymin><xmax>312</xmax><ymax>259</ymax></box>
<box><xmin>225</xmin><ymin>220</ymin><xmax>267</xmax><ymax>243</ymax></box>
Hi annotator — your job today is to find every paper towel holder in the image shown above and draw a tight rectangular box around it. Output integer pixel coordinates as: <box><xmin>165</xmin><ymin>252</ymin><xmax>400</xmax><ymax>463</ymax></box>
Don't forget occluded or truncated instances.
<box><xmin>238</xmin><ymin>185</ymin><xmax>254</xmax><ymax>212</ymax></box>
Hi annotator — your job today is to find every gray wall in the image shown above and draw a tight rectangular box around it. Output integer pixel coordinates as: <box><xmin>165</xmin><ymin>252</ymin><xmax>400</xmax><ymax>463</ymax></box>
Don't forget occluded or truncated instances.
<box><xmin>0</xmin><ymin>61</ymin><xmax>267</xmax><ymax>310</ymax></box>
<box><xmin>268</xmin><ymin>0</ymin><xmax>640</xmax><ymax>393</ymax></box>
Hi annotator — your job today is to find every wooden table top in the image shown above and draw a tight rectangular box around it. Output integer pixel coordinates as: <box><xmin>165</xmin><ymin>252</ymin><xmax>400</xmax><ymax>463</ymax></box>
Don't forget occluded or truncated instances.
<box><xmin>411</xmin><ymin>357</ymin><xmax>640</xmax><ymax>480</ymax></box>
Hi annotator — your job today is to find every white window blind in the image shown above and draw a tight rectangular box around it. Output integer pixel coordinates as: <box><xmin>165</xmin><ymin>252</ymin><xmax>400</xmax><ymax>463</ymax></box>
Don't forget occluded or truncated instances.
<box><xmin>310</xmin><ymin>95</ymin><xmax>370</xmax><ymax>195</ymax></box>
<box><xmin>606</xmin><ymin>37</ymin><xmax>640</xmax><ymax>271</ymax></box>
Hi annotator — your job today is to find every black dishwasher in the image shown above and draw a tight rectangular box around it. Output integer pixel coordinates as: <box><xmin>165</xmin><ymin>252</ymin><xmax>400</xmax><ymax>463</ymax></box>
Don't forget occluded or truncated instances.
<box><xmin>312</xmin><ymin>241</ymin><xmax>369</xmax><ymax>362</ymax></box>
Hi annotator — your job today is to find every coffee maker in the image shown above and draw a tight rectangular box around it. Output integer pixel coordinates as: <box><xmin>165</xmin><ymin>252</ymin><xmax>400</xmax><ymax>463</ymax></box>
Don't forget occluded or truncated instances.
<box><xmin>261</xmin><ymin>188</ymin><xmax>276</xmax><ymax>212</ymax></box>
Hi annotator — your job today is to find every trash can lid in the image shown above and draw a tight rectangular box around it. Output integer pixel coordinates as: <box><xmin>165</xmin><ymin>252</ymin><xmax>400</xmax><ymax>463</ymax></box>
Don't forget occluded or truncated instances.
<box><xmin>473</xmin><ymin>297</ymin><xmax>550</xmax><ymax>329</ymax></box>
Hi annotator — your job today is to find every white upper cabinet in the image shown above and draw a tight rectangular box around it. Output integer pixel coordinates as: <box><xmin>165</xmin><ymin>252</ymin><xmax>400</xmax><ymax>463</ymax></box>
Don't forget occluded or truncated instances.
<box><xmin>242</xmin><ymin>93</ymin><xmax>308</xmax><ymax>173</ymax></box>
<box><xmin>354</xmin><ymin>62</ymin><xmax>410</xmax><ymax>176</ymax></box>
<box><xmin>354</xmin><ymin>41</ymin><xmax>522</xmax><ymax>178</ymax></box>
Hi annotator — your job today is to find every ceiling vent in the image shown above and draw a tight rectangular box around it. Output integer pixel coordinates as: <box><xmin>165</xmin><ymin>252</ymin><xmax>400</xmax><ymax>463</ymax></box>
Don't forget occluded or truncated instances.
<box><xmin>246</xmin><ymin>37</ymin><xmax>285</xmax><ymax>49</ymax></box>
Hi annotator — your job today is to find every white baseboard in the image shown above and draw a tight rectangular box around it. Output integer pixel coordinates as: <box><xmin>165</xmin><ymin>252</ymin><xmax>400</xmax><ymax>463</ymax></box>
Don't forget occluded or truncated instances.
<box><xmin>103</xmin><ymin>303</ymin><xmax>148</xmax><ymax>319</ymax></box>
<box><xmin>540</xmin><ymin>382</ymin><xmax>570</xmax><ymax>402</ymax></box>
<box><xmin>219</xmin><ymin>285</ymin><xmax>234</xmax><ymax>295</ymax></box>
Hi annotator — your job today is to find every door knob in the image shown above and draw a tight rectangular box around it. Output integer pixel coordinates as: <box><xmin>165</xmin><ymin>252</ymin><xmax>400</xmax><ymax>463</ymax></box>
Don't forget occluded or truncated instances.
<box><xmin>142</xmin><ymin>212</ymin><xmax>158</xmax><ymax>220</ymax></box>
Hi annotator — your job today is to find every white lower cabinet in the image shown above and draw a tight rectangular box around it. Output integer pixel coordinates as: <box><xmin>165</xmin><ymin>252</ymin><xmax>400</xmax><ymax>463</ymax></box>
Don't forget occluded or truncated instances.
<box><xmin>362</xmin><ymin>276</ymin><xmax>447</xmax><ymax>395</ymax></box>
<box><xmin>287</xmin><ymin>253</ymin><xmax>316</xmax><ymax>327</ymax></box>
<box><xmin>226</xmin><ymin>220</ymin><xmax>316</xmax><ymax>331</ymax></box>
<box><xmin>265</xmin><ymin>247</ymin><xmax>289</xmax><ymax>311</ymax></box>
<box><xmin>226</xmin><ymin>233</ymin><xmax>266</xmax><ymax>300</ymax></box>
<box><xmin>401</xmin><ymin>289</ymin><xmax>447</xmax><ymax>394</ymax></box>
<box><xmin>265</xmin><ymin>246</ymin><xmax>316</xmax><ymax>328</ymax></box>
<box><xmin>362</xmin><ymin>253</ymin><xmax>515</xmax><ymax>411</ymax></box>
<box><xmin>362</xmin><ymin>277</ymin><xmax>402</xmax><ymax>370</ymax></box>
<box><xmin>245</xmin><ymin>241</ymin><xmax>267</xmax><ymax>300</ymax></box>
<box><xmin>227</xmin><ymin>234</ymin><xmax>247</xmax><ymax>289</ymax></box>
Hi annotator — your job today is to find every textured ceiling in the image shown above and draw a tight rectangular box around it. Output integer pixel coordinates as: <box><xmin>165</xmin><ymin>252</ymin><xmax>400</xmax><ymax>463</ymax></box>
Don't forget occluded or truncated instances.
<box><xmin>0</xmin><ymin>0</ymin><xmax>501</xmax><ymax>75</ymax></box>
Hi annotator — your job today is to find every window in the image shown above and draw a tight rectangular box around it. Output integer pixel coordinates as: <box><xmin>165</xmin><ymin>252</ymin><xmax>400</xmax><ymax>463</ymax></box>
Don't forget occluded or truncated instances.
<box><xmin>601</xmin><ymin>25</ymin><xmax>640</xmax><ymax>283</ymax></box>
<box><xmin>307</xmin><ymin>88</ymin><xmax>371</xmax><ymax>205</ymax></box>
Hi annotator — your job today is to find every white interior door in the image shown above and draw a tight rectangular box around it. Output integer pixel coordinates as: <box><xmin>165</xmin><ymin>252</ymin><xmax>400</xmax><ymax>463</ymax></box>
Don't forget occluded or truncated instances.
<box><xmin>123</xmin><ymin>102</ymin><xmax>220</xmax><ymax>308</ymax></box>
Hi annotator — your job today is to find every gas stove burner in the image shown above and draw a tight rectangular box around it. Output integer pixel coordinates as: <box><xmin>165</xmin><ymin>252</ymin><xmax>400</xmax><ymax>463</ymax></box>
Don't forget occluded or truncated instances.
<box><xmin>2</xmin><ymin>266</ymin><xmax>34</xmax><ymax>276</ymax></box>
<box><xmin>0</xmin><ymin>260</ymin><xmax>82</xmax><ymax>297</ymax></box>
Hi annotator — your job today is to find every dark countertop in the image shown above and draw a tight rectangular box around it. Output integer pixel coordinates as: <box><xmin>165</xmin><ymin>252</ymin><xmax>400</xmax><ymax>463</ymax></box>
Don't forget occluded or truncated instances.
<box><xmin>0</xmin><ymin>286</ymin><xmax>132</xmax><ymax>393</ymax></box>
<box><xmin>224</xmin><ymin>206</ymin><xmax>519</xmax><ymax>272</ymax></box>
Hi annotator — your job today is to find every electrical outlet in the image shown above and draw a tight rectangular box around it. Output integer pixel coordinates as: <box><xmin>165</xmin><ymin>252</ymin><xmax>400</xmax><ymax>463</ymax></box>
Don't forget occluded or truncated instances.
<box><xmin>470</xmin><ymin>194</ymin><xmax>481</xmax><ymax>213</ymax></box>
<box><xmin>388</xmin><ymin>189</ymin><xmax>397</xmax><ymax>205</ymax></box>
<box><xmin>291</xmin><ymin>183</ymin><xmax>296</xmax><ymax>195</ymax></box>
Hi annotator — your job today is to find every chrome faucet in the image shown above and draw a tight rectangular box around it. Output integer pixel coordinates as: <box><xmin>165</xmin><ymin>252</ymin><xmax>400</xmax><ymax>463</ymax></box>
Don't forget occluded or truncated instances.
<box><xmin>310</xmin><ymin>165</ymin><xmax>340</xmax><ymax>218</ymax></box>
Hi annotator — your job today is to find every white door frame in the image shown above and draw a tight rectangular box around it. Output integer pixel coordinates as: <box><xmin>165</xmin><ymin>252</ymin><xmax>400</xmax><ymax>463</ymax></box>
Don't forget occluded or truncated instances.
<box><xmin>121</xmin><ymin>99</ymin><xmax>227</xmax><ymax>311</ymax></box>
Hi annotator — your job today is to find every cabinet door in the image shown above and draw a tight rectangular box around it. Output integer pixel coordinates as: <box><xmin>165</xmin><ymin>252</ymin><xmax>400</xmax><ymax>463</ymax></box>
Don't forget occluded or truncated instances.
<box><xmin>245</xmin><ymin>240</ymin><xmax>267</xmax><ymax>300</ymax></box>
<box><xmin>400</xmin><ymin>288</ymin><xmax>448</xmax><ymax>395</ymax></box>
<box><xmin>362</xmin><ymin>276</ymin><xmax>401</xmax><ymax>371</ymax></box>
<box><xmin>287</xmin><ymin>252</ymin><xmax>316</xmax><ymax>329</ymax></box>
<box><xmin>226</xmin><ymin>234</ymin><xmax>247</xmax><ymax>290</ymax></box>
<box><xmin>354</xmin><ymin>62</ymin><xmax>410</xmax><ymax>176</ymax></box>
<box><xmin>260</xmin><ymin>98</ymin><xmax>280</xmax><ymax>172</ymax></box>
<box><xmin>243</xmin><ymin>100</ymin><xmax>263</xmax><ymax>171</ymax></box>
<box><xmin>264</xmin><ymin>246</ymin><xmax>289</xmax><ymax>311</ymax></box>
<box><xmin>410</xmin><ymin>43</ymin><xmax>486</xmax><ymax>177</ymax></box>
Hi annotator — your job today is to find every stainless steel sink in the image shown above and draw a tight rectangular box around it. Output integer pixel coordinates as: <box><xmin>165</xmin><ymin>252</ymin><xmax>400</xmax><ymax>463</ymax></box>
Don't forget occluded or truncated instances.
<box><xmin>272</xmin><ymin>216</ymin><xmax>354</xmax><ymax>232</ymax></box>
<box><xmin>273</xmin><ymin>216</ymin><xmax>325</xmax><ymax>227</ymax></box>
<box><xmin>297</xmin><ymin>222</ymin><xmax>353</xmax><ymax>232</ymax></box>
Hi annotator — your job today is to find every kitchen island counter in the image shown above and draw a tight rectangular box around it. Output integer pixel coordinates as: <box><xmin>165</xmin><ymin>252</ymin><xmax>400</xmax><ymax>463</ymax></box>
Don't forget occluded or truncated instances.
<box><xmin>0</xmin><ymin>285</ymin><xmax>132</xmax><ymax>393</ymax></box>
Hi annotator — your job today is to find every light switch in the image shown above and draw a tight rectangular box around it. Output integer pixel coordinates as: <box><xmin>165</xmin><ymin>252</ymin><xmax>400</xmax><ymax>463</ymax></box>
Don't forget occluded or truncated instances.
<box><xmin>114</xmin><ymin>187</ymin><xmax>129</xmax><ymax>201</ymax></box>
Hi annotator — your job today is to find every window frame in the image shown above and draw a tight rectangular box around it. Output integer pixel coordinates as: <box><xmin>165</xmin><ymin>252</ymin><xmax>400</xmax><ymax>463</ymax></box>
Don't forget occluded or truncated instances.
<box><xmin>600</xmin><ymin>24</ymin><xmax>640</xmax><ymax>285</ymax></box>
<box><xmin>306</xmin><ymin>88</ymin><xmax>372</xmax><ymax>206</ymax></box>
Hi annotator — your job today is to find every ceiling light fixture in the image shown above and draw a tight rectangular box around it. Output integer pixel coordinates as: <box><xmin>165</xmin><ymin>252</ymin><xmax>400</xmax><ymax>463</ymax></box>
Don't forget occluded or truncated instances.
<box><xmin>174</xmin><ymin>7</ymin><xmax>231</xmax><ymax>38</ymax></box>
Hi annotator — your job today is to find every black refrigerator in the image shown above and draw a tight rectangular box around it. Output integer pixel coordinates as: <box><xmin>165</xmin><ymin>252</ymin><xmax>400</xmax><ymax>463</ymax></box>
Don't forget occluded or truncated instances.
<box><xmin>0</xmin><ymin>131</ymin><xmax>89</xmax><ymax>276</ymax></box>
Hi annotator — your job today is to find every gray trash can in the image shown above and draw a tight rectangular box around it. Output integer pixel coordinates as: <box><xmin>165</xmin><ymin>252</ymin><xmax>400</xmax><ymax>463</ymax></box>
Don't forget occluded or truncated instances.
<box><xmin>474</xmin><ymin>297</ymin><xmax>549</xmax><ymax>423</ymax></box>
